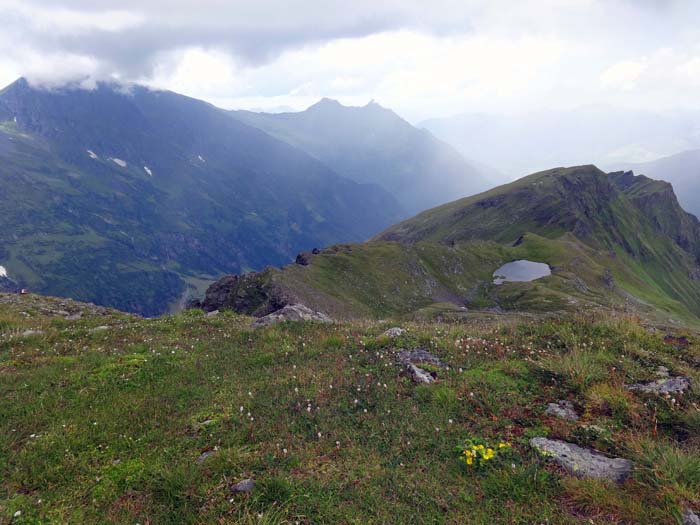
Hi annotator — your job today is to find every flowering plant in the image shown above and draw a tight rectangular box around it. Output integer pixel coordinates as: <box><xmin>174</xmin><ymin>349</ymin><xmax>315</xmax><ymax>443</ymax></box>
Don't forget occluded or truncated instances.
<box><xmin>457</xmin><ymin>438</ymin><xmax>512</xmax><ymax>469</ymax></box>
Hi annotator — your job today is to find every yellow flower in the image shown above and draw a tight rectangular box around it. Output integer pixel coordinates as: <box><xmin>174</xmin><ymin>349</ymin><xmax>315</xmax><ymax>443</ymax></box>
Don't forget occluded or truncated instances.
<box><xmin>466</xmin><ymin>456</ymin><xmax>473</xmax><ymax>465</ymax></box>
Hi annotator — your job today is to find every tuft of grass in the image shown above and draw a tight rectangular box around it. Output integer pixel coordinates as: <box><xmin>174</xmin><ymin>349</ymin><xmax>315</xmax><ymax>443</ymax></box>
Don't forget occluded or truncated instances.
<box><xmin>540</xmin><ymin>346</ymin><xmax>613</xmax><ymax>390</ymax></box>
<box><xmin>630</xmin><ymin>437</ymin><xmax>700</xmax><ymax>505</ymax></box>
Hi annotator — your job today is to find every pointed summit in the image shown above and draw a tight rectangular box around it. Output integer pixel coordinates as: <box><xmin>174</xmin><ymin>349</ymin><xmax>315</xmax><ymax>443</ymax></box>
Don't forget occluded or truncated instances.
<box><xmin>232</xmin><ymin>98</ymin><xmax>489</xmax><ymax>214</ymax></box>
<box><xmin>307</xmin><ymin>97</ymin><xmax>343</xmax><ymax>111</ymax></box>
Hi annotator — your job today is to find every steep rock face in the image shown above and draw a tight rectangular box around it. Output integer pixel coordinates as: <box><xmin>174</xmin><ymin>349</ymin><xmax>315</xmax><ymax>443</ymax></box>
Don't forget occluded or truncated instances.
<box><xmin>0</xmin><ymin>79</ymin><xmax>401</xmax><ymax>315</ymax></box>
<box><xmin>622</xmin><ymin>148</ymin><xmax>700</xmax><ymax>218</ymax></box>
<box><xmin>609</xmin><ymin>171</ymin><xmax>700</xmax><ymax>260</ymax></box>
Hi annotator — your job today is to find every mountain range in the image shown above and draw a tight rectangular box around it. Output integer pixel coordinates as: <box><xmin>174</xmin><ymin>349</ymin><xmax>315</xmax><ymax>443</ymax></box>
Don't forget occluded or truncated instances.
<box><xmin>232</xmin><ymin>98</ymin><xmax>489</xmax><ymax>214</ymax></box>
<box><xmin>0</xmin><ymin>78</ymin><xmax>490</xmax><ymax>315</ymax></box>
<box><xmin>202</xmin><ymin>165</ymin><xmax>700</xmax><ymax>327</ymax></box>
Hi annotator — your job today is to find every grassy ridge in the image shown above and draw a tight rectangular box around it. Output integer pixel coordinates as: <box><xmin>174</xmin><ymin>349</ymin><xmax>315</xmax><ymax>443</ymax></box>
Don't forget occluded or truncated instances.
<box><xmin>1</xmin><ymin>294</ymin><xmax>699</xmax><ymax>523</ymax></box>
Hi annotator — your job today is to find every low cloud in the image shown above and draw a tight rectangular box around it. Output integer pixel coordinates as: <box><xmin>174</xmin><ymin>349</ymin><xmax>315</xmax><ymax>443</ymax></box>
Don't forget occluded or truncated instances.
<box><xmin>2</xmin><ymin>0</ymin><xmax>700</xmax><ymax>120</ymax></box>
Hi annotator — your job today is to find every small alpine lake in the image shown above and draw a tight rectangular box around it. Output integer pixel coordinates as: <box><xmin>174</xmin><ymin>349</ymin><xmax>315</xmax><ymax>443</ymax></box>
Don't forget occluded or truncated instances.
<box><xmin>493</xmin><ymin>260</ymin><xmax>551</xmax><ymax>285</ymax></box>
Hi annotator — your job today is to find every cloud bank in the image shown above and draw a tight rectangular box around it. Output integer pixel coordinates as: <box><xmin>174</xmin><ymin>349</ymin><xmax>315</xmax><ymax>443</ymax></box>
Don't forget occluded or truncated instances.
<box><xmin>1</xmin><ymin>0</ymin><xmax>700</xmax><ymax>119</ymax></box>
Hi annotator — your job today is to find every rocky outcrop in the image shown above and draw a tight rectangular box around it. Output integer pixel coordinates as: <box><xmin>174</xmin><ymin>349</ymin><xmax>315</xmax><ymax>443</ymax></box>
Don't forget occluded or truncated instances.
<box><xmin>397</xmin><ymin>348</ymin><xmax>448</xmax><ymax>384</ymax></box>
<box><xmin>626</xmin><ymin>376</ymin><xmax>691</xmax><ymax>395</ymax></box>
<box><xmin>545</xmin><ymin>400</ymin><xmax>579</xmax><ymax>421</ymax></box>
<box><xmin>530</xmin><ymin>437</ymin><xmax>633</xmax><ymax>484</ymax></box>
<box><xmin>295</xmin><ymin>248</ymin><xmax>320</xmax><ymax>266</ymax></box>
<box><xmin>664</xmin><ymin>334</ymin><xmax>690</xmax><ymax>350</ymax></box>
<box><xmin>197</xmin><ymin>270</ymin><xmax>294</xmax><ymax>316</ymax></box>
<box><xmin>252</xmin><ymin>304</ymin><xmax>332</xmax><ymax>327</ymax></box>
<box><xmin>382</xmin><ymin>327</ymin><xmax>406</xmax><ymax>338</ymax></box>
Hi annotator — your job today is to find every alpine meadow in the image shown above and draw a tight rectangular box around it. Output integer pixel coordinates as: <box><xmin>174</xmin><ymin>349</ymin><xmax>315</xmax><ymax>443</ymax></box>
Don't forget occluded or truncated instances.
<box><xmin>2</xmin><ymin>2</ymin><xmax>700</xmax><ymax>524</ymax></box>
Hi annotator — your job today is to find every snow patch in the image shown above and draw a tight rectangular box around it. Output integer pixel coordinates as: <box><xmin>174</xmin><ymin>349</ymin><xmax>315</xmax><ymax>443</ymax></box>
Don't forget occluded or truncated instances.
<box><xmin>143</xmin><ymin>166</ymin><xmax>153</xmax><ymax>176</ymax></box>
<box><xmin>110</xmin><ymin>158</ymin><xmax>127</xmax><ymax>168</ymax></box>
<box><xmin>0</xmin><ymin>265</ymin><xmax>7</xmax><ymax>278</ymax></box>
<box><xmin>197</xmin><ymin>155</ymin><xmax>206</xmax><ymax>163</ymax></box>
<box><xmin>86</xmin><ymin>149</ymin><xmax>98</xmax><ymax>160</ymax></box>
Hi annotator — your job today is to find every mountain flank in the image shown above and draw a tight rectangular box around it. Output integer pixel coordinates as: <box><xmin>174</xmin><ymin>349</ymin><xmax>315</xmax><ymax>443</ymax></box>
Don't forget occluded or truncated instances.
<box><xmin>232</xmin><ymin>98</ymin><xmax>490</xmax><ymax>215</ymax></box>
<box><xmin>202</xmin><ymin>165</ymin><xmax>700</xmax><ymax>327</ymax></box>
<box><xmin>0</xmin><ymin>79</ymin><xmax>402</xmax><ymax>315</ymax></box>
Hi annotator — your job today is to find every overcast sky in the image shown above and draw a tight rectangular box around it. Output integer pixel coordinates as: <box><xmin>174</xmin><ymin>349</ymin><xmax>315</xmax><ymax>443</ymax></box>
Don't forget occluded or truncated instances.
<box><xmin>2</xmin><ymin>0</ymin><xmax>700</xmax><ymax>121</ymax></box>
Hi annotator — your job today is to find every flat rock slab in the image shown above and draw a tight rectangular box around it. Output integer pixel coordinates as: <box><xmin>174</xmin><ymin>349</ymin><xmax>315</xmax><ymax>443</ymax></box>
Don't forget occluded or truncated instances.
<box><xmin>545</xmin><ymin>400</ymin><xmax>579</xmax><ymax>421</ymax></box>
<box><xmin>252</xmin><ymin>304</ymin><xmax>332</xmax><ymax>328</ymax></box>
<box><xmin>530</xmin><ymin>437</ymin><xmax>633</xmax><ymax>484</ymax></box>
<box><xmin>397</xmin><ymin>348</ymin><xmax>448</xmax><ymax>384</ymax></box>
<box><xmin>626</xmin><ymin>376</ymin><xmax>691</xmax><ymax>395</ymax></box>
<box><xmin>397</xmin><ymin>349</ymin><xmax>448</xmax><ymax>368</ymax></box>
<box><xmin>382</xmin><ymin>327</ymin><xmax>406</xmax><ymax>338</ymax></box>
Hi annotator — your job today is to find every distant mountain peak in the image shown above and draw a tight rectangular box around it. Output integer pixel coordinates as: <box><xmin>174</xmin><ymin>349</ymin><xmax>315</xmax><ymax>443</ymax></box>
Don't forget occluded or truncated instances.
<box><xmin>308</xmin><ymin>97</ymin><xmax>343</xmax><ymax>110</ymax></box>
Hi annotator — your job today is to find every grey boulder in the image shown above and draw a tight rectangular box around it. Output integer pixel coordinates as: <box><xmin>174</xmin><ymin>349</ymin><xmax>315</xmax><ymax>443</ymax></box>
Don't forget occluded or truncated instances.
<box><xmin>626</xmin><ymin>376</ymin><xmax>691</xmax><ymax>395</ymax></box>
<box><xmin>545</xmin><ymin>400</ymin><xmax>579</xmax><ymax>421</ymax></box>
<box><xmin>230</xmin><ymin>478</ymin><xmax>254</xmax><ymax>493</ymax></box>
<box><xmin>530</xmin><ymin>437</ymin><xmax>633</xmax><ymax>484</ymax></box>
<box><xmin>683</xmin><ymin>509</ymin><xmax>700</xmax><ymax>525</ymax></box>
<box><xmin>397</xmin><ymin>348</ymin><xmax>448</xmax><ymax>384</ymax></box>
<box><xmin>382</xmin><ymin>327</ymin><xmax>406</xmax><ymax>338</ymax></box>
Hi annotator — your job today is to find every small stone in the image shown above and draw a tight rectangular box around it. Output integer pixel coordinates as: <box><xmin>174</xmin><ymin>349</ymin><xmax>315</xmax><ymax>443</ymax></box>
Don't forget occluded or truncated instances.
<box><xmin>683</xmin><ymin>509</ymin><xmax>700</xmax><ymax>525</ymax></box>
<box><xmin>382</xmin><ymin>327</ymin><xmax>406</xmax><ymax>338</ymax></box>
<box><xmin>406</xmin><ymin>363</ymin><xmax>435</xmax><ymax>384</ymax></box>
<box><xmin>530</xmin><ymin>437</ymin><xmax>633</xmax><ymax>484</ymax></box>
<box><xmin>230</xmin><ymin>478</ymin><xmax>254</xmax><ymax>493</ymax></box>
<box><xmin>197</xmin><ymin>450</ymin><xmax>216</xmax><ymax>463</ymax></box>
<box><xmin>206</xmin><ymin>310</ymin><xmax>219</xmax><ymax>317</ymax></box>
<box><xmin>20</xmin><ymin>329</ymin><xmax>44</xmax><ymax>337</ymax></box>
<box><xmin>626</xmin><ymin>376</ymin><xmax>691</xmax><ymax>395</ymax></box>
<box><xmin>397</xmin><ymin>348</ymin><xmax>448</xmax><ymax>384</ymax></box>
<box><xmin>545</xmin><ymin>400</ymin><xmax>579</xmax><ymax>421</ymax></box>
<box><xmin>89</xmin><ymin>326</ymin><xmax>109</xmax><ymax>333</ymax></box>
<box><xmin>65</xmin><ymin>312</ymin><xmax>83</xmax><ymax>321</ymax></box>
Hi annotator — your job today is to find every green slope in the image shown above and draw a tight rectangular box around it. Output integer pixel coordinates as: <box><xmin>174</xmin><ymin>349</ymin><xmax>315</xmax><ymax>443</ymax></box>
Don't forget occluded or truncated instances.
<box><xmin>202</xmin><ymin>166</ymin><xmax>700</xmax><ymax>327</ymax></box>
<box><xmin>2</xmin><ymin>294</ymin><xmax>699</xmax><ymax>523</ymax></box>
<box><xmin>0</xmin><ymin>79</ymin><xmax>402</xmax><ymax>315</ymax></box>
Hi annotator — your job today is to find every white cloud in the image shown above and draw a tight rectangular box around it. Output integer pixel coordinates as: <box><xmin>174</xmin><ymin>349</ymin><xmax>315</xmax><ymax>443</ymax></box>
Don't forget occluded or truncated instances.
<box><xmin>600</xmin><ymin>60</ymin><xmax>648</xmax><ymax>90</ymax></box>
<box><xmin>3</xmin><ymin>0</ymin><xmax>700</xmax><ymax>119</ymax></box>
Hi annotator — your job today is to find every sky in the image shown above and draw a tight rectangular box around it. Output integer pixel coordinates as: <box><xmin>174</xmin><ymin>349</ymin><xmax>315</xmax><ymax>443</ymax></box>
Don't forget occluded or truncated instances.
<box><xmin>2</xmin><ymin>0</ymin><xmax>700</xmax><ymax>121</ymax></box>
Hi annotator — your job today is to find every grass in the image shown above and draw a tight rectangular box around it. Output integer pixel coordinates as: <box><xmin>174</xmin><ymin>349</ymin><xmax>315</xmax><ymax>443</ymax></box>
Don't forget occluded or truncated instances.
<box><xmin>1</xmin><ymin>294</ymin><xmax>699</xmax><ymax>524</ymax></box>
